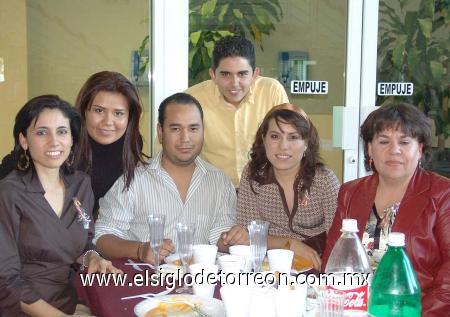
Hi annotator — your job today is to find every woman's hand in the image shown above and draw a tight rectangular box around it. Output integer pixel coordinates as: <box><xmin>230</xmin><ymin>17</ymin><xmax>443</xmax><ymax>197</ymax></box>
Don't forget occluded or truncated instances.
<box><xmin>288</xmin><ymin>238</ymin><xmax>321</xmax><ymax>271</ymax></box>
<box><xmin>87</xmin><ymin>253</ymin><xmax>122</xmax><ymax>275</ymax></box>
<box><xmin>141</xmin><ymin>239</ymin><xmax>175</xmax><ymax>265</ymax></box>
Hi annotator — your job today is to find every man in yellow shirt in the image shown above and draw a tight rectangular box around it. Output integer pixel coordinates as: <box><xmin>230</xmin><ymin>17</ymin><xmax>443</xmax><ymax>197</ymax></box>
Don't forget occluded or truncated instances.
<box><xmin>186</xmin><ymin>35</ymin><xmax>289</xmax><ymax>187</ymax></box>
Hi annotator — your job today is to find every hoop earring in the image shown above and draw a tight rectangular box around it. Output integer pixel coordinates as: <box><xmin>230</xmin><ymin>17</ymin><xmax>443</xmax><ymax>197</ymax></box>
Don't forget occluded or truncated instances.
<box><xmin>17</xmin><ymin>150</ymin><xmax>30</xmax><ymax>171</ymax></box>
<box><xmin>65</xmin><ymin>150</ymin><xmax>75</xmax><ymax>167</ymax></box>
<box><xmin>368</xmin><ymin>157</ymin><xmax>373</xmax><ymax>169</ymax></box>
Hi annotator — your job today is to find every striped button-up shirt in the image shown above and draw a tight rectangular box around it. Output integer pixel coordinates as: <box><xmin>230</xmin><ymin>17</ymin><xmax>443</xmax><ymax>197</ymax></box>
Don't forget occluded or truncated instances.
<box><xmin>94</xmin><ymin>151</ymin><xmax>236</xmax><ymax>245</ymax></box>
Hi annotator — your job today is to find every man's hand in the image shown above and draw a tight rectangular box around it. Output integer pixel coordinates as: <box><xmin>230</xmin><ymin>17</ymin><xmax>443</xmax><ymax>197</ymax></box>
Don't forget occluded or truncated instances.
<box><xmin>220</xmin><ymin>225</ymin><xmax>249</xmax><ymax>246</ymax></box>
<box><xmin>141</xmin><ymin>239</ymin><xmax>175</xmax><ymax>264</ymax></box>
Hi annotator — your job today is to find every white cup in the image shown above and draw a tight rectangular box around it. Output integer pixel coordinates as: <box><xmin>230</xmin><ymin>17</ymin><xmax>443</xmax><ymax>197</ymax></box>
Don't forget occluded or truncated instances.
<box><xmin>229</xmin><ymin>245</ymin><xmax>251</xmax><ymax>272</ymax></box>
<box><xmin>220</xmin><ymin>285</ymin><xmax>251</xmax><ymax>317</ymax></box>
<box><xmin>248</xmin><ymin>286</ymin><xmax>276</xmax><ymax>317</ymax></box>
<box><xmin>189</xmin><ymin>263</ymin><xmax>219</xmax><ymax>298</ymax></box>
<box><xmin>267</xmin><ymin>249</ymin><xmax>294</xmax><ymax>274</ymax></box>
<box><xmin>192</xmin><ymin>244</ymin><xmax>218</xmax><ymax>265</ymax></box>
<box><xmin>218</xmin><ymin>254</ymin><xmax>244</xmax><ymax>274</ymax></box>
<box><xmin>274</xmin><ymin>276</ymin><xmax>307</xmax><ymax>317</ymax></box>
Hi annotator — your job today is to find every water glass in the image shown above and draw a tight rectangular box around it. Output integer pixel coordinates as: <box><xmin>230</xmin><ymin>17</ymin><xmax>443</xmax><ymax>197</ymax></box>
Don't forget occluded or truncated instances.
<box><xmin>248</xmin><ymin>220</ymin><xmax>269</xmax><ymax>272</ymax></box>
<box><xmin>175</xmin><ymin>222</ymin><xmax>195</xmax><ymax>294</ymax></box>
<box><xmin>147</xmin><ymin>214</ymin><xmax>166</xmax><ymax>272</ymax></box>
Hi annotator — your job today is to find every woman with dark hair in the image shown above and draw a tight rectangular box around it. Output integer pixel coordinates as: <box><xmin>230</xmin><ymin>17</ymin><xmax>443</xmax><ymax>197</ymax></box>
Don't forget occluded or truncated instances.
<box><xmin>322</xmin><ymin>103</ymin><xmax>450</xmax><ymax>316</ymax></box>
<box><xmin>237</xmin><ymin>104</ymin><xmax>340</xmax><ymax>270</ymax></box>
<box><xmin>74</xmin><ymin>71</ymin><xmax>148</xmax><ymax>219</ymax></box>
<box><xmin>0</xmin><ymin>95</ymin><xmax>120</xmax><ymax>317</ymax></box>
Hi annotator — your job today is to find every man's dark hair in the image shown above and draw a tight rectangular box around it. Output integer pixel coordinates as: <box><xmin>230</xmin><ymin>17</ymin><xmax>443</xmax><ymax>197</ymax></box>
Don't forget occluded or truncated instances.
<box><xmin>212</xmin><ymin>35</ymin><xmax>256</xmax><ymax>71</ymax></box>
<box><xmin>158</xmin><ymin>93</ymin><xmax>203</xmax><ymax>126</ymax></box>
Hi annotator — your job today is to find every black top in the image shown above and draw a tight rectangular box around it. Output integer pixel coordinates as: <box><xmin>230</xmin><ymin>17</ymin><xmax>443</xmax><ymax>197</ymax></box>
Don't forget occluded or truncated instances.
<box><xmin>89</xmin><ymin>135</ymin><xmax>125</xmax><ymax>219</ymax></box>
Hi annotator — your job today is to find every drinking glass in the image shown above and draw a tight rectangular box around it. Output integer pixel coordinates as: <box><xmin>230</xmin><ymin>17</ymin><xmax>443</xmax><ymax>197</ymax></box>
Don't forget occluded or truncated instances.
<box><xmin>176</xmin><ymin>222</ymin><xmax>195</xmax><ymax>294</ymax></box>
<box><xmin>147</xmin><ymin>214</ymin><xmax>166</xmax><ymax>272</ymax></box>
<box><xmin>248</xmin><ymin>220</ymin><xmax>269</xmax><ymax>272</ymax></box>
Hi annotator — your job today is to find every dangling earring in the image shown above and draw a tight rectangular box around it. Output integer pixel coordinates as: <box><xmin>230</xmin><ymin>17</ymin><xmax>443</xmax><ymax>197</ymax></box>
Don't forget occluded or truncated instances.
<box><xmin>418</xmin><ymin>159</ymin><xmax>422</xmax><ymax>169</ymax></box>
<box><xmin>17</xmin><ymin>149</ymin><xmax>30</xmax><ymax>171</ymax></box>
<box><xmin>368</xmin><ymin>157</ymin><xmax>373</xmax><ymax>169</ymax></box>
<box><xmin>65</xmin><ymin>150</ymin><xmax>75</xmax><ymax>167</ymax></box>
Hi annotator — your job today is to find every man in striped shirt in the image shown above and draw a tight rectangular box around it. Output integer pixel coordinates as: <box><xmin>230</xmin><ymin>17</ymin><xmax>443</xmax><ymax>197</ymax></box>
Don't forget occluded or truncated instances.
<box><xmin>94</xmin><ymin>93</ymin><xmax>249</xmax><ymax>264</ymax></box>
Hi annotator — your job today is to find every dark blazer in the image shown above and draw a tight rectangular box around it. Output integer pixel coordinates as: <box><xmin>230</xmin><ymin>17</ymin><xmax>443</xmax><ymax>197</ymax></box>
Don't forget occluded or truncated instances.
<box><xmin>322</xmin><ymin>168</ymin><xmax>450</xmax><ymax>316</ymax></box>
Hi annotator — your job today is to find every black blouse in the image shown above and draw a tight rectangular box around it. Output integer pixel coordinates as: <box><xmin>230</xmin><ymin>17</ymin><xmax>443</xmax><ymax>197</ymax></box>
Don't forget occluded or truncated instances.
<box><xmin>89</xmin><ymin>135</ymin><xmax>124</xmax><ymax>219</ymax></box>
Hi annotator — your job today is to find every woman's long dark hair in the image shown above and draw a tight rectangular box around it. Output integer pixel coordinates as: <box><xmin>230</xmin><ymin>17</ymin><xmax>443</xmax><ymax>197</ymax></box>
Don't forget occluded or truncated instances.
<box><xmin>74</xmin><ymin>71</ymin><xmax>148</xmax><ymax>190</ymax></box>
<box><xmin>0</xmin><ymin>95</ymin><xmax>80</xmax><ymax>178</ymax></box>
<box><xmin>248</xmin><ymin>105</ymin><xmax>323</xmax><ymax>202</ymax></box>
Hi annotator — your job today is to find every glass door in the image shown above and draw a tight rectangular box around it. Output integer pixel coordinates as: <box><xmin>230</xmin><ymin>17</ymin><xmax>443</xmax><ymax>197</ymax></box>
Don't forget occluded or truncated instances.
<box><xmin>373</xmin><ymin>0</ymin><xmax>449</xmax><ymax>178</ymax></box>
<box><xmin>151</xmin><ymin>0</ymin><xmax>374</xmax><ymax>182</ymax></box>
<box><xmin>188</xmin><ymin>0</ymin><xmax>350</xmax><ymax>183</ymax></box>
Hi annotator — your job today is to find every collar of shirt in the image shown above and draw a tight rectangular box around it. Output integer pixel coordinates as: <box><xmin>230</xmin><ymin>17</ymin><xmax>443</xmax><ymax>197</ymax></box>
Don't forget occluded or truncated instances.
<box><xmin>20</xmin><ymin>169</ymin><xmax>77</xmax><ymax>194</ymax></box>
<box><xmin>148</xmin><ymin>151</ymin><xmax>208</xmax><ymax>176</ymax></box>
<box><xmin>147</xmin><ymin>151</ymin><xmax>210</xmax><ymax>204</ymax></box>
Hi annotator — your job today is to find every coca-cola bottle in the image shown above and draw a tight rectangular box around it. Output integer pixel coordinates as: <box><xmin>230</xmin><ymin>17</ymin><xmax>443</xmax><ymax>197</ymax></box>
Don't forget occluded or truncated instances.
<box><xmin>325</xmin><ymin>219</ymin><xmax>373</xmax><ymax>316</ymax></box>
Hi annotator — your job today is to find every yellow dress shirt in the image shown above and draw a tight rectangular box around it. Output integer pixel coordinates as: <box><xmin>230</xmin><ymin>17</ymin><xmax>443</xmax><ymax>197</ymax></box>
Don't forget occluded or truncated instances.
<box><xmin>185</xmin><ymin>76</ymin><xmax>289</xmax><ymax>186</ymax></box>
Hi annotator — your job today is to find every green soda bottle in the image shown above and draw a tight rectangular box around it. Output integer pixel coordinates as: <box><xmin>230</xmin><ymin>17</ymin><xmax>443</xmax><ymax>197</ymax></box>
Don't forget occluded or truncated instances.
<box><xmin>368</xmin><ymin>232</ymin><xmax>421</xmax><ymax>316</ymax></box>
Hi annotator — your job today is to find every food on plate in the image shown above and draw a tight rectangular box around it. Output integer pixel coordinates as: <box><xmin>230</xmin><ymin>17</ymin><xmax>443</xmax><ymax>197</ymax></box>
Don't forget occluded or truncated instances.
<box><xmin>282</xmin><ymin>240</ymin><xmax>314</xmax><ymax>271</ymax></box>
<box><xmin>145</xmin><ymin>301</ymin><xmax>192</xmax><ymax>317</ymax></box>
<box><xmin>166</xmin><ymin>257</ymin><xmax>192</xmax><ymax>267</ymax></box>
<box><xmin>172</xmin><ymin>259</ymin><xmax>182</xmax><ymax>266</ymax></box>
<box><xmin>291</xmin><ymin>255</ymin><xmax>313</xmax><ymax>271</ymax></box>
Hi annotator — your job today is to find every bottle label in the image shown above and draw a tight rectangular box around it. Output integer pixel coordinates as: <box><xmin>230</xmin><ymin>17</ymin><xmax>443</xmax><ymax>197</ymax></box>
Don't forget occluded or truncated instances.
<box><xmin>327</xmin><ymin>284</ymin><xmax>369</xmax><ymax>311</ymax></box>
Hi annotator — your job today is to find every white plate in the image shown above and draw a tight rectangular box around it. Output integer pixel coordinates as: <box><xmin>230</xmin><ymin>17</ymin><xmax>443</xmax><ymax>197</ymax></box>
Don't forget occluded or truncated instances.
<box><xmin>165</xmin><ymin>254</ymin><xmax>181</xmax><ymax>266</ymax></box>
<box><xmin>134</xmin><ymin>294</ymin><xmax>225</xmax><ymax>317</ymax></box>
<box><xmin>166</xmin><ymin>253</ymin><xmax>224</xmax><ymax>267</ymax></box>
<box><xmin>158</xmin><ymin>264</ymin><xmax>183</xmax><ymax>279</ymax></box>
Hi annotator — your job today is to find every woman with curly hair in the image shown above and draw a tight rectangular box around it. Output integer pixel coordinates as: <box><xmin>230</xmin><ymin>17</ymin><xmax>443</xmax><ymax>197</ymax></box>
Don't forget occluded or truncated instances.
<box><xmin>237</xmin><ymin>104</ymin><xmax>340</xmax><ymax>270</ymax></box>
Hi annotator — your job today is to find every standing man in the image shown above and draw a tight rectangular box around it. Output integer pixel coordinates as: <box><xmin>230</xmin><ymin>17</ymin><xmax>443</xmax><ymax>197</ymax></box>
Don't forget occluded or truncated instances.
<box><xmin>95</xmin><ymin>93</ymin><xmax>247</xmax><ymax>264</ymax></box>
<box><xmin>186</xmin><ymin>35</ymin><xmax>289</xmax><ymax>187</ymax></box>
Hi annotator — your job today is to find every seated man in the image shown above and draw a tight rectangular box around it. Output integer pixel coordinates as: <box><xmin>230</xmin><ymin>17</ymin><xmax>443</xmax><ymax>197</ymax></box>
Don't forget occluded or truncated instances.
<box><xmin>95</xmin><ymin>93</ymin><xmax>247</xmax><ymax>264</ymax></box>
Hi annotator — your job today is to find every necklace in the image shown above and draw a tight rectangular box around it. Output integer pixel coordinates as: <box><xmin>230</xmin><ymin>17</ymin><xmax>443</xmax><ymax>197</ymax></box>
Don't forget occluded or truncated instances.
<box><xmin>378</xmin><ymin>202</ymin><xmax>400</xmax><ymax>232</ymax></box>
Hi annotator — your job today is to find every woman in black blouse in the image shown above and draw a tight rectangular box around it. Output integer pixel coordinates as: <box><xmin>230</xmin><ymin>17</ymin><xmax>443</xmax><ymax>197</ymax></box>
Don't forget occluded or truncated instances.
<box><xmin>0</xmin><ymin>95</ymin><xmax>120</xmax><ymax>317</ymax></box>
<box><xmin>74</xmin><ymin>71</ymin><xmax>149</xmax><ymax>219</ymax></box>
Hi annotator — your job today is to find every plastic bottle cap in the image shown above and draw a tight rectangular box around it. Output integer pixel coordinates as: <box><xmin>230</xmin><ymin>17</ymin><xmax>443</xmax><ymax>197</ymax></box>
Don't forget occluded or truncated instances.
<box><xmin>341</xmin><ymin>219</ymin><xmax>358</xmax><ymax>232</ymax></box>
<box><xmin>388</xmin><ymin>232</ymin><xmax>405</xmax><ymax>247</ymax></box>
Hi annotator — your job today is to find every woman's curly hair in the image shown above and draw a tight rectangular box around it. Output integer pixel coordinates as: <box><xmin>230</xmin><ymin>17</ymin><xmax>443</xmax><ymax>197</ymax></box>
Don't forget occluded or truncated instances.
<box><xmin>248</xmin><ymin>104</ymin><xmax>323</xmax><ymax>201</ymax></box>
